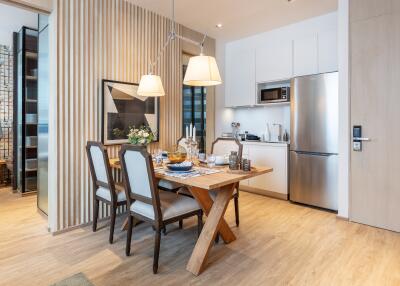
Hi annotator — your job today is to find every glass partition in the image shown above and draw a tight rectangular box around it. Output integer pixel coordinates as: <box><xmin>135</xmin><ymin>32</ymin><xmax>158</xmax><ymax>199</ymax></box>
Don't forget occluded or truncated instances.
<box><xmin>37</xmin><ymin>15</ymin><xmax>49</xmax><ymax>214</ymax></box>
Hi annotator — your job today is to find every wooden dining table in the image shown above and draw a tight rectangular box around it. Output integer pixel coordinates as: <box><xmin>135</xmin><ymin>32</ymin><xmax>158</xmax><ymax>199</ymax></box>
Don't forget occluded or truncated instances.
<box><xmin>109</xmin><ymin>158</ymin><xmax>273</xmax><ymax>276</ymax></box>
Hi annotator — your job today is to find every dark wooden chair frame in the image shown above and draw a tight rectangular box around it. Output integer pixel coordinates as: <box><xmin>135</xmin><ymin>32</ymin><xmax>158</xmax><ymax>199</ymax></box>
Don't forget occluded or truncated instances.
<box><xmin>157</xmin><ymin>136</ymin><xmax>188</xmax><ymax>231</ymax></box>
<box><xmin>86</xmin><ymin>141</ymin><xmax>126</xmax><ymax>244</ymax></box>
<box><xmin>211</xmin><ymin>137</ymin><xmax>243</xmax><ymax>227</ymax></box>
<box><xmin>119</xmin><ymin>144</ymin><xmax>203</xmax><ymax>274</ymax></box>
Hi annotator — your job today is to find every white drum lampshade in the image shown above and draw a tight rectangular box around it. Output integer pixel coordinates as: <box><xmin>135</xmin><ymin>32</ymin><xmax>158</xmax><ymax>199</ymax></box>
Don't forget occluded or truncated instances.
<box><xmin>137</xmin><ymin>74</ymin><xmax>165</xmax><ymax>97</ymax></box>
<box><xmin>183</xmin><ymin>55</ymin><xmax>222</xmax><ymax>86</ymax></box>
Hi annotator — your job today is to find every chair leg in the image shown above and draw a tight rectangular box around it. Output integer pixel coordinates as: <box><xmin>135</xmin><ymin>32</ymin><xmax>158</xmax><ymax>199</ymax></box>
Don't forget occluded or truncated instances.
<box><xmin>153</xmin><ymin>228</ymin><xmax>162</xmax><ymax>274</ymax></box>
<box><xmin>125</xmin><ymin>216</ymin><xmax>133</xmax><ymax>256</ymax></box>
<box><xmin>93</xmin><ymin>199</ymin><xmax>99</xmax><ymax>232</ymax></box>
<box><xmin>234</xmin><ymin>195</ymin><xmax>239</xmax><ymax>227</ymax></box>
<box><xmin>109</xmin><ymin>205</ymin><xmax>117</xmax><ymax>244</ymax></box>
<box><xmin>197</xmin><ymin>211</ymin><xmax>203</xmax><ymax>237</ymax></box>
<box><xmin>179</xmin><ymin>219</ymin><xmax>183</xmax><ymax>229</ymax></box>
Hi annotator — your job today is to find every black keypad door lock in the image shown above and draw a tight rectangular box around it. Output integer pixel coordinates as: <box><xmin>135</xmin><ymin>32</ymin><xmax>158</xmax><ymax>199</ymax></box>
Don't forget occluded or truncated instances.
<box><xmin>353</xmin><ymin>125</ymin><xmax>371</xmax><ymax>152</ymax></box>
<box><xmin>353</xmin><ymin>125</ymin><xmax>362</xmax><ymax>151</ymax></box>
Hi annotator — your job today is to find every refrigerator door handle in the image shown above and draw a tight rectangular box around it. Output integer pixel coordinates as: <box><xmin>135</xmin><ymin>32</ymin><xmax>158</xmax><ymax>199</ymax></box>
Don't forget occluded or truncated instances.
<box><xmin>293</xmin><ymin>151</ymin><xmax>336</xmax><ymax>157</ymax></box>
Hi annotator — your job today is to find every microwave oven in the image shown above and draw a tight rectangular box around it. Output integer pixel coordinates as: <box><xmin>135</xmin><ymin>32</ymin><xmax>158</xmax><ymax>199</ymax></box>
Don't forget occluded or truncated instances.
<box><xmin>257</xmin><ymin>86</ymin><xmax>290</xmax><ymax>104</ymax></box>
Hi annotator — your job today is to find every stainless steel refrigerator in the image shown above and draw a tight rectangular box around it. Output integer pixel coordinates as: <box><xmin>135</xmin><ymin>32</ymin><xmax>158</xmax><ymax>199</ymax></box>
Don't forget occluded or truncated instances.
<box><xmin>290</xmin><ymin>72</ymin><xmax>338</xmax><ymax>211</ymax></box>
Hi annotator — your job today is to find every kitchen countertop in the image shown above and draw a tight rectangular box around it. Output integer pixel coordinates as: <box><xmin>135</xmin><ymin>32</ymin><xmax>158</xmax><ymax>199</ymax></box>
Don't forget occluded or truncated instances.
<box><xmin>241</xmin><ymin>140</ymin><xmax>289</xmax><ymax>147</ymax></box>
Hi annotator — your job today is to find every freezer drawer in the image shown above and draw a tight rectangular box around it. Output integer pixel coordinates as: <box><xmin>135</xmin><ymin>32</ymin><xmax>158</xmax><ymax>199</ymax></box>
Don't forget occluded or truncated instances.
<box><xmin>289</xmin><ymin>151</ymin><xmax>338</xmax><ymax>210</ymax></box>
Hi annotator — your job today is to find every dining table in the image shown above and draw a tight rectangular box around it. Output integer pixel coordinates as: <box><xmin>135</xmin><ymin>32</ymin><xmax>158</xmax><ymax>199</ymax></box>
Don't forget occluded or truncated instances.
<box><xmin>109</xmin><ymin>157</ymin><xmax>273</xmax><ymax>276</ymax></box>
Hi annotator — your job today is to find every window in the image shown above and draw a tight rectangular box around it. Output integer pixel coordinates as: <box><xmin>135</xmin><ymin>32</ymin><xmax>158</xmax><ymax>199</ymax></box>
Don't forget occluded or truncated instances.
<box><xmin>182</xmin><ymin>53</ymin><xmax>206</xmax><ymax>152</ymax></box>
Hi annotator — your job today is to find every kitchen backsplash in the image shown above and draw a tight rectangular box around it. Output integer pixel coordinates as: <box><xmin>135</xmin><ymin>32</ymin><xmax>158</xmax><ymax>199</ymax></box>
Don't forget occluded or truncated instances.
<box><xmin>222</xmin><ymin>104</ymin><xmax>290</xmax><ymax>140</ymax></box>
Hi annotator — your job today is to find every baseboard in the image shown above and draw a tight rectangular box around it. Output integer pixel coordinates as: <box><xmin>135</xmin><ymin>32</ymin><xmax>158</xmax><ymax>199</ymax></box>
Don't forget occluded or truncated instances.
<box><xmin>240</xmin><ymin>185</ymin><xmax>288</xmax><ymax>201</ymax></box>
<box><xmin>336</xmin><ymin>215</ymin><xmax>349</xmax><ymax>221</ymax></box>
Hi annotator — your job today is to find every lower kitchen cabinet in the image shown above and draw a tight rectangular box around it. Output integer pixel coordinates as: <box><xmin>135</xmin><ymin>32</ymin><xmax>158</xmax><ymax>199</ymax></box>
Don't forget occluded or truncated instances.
<box><xmin>240</xmin><ymin>142</ymin><xmax>288</xmax><ymax>199</ymax></box>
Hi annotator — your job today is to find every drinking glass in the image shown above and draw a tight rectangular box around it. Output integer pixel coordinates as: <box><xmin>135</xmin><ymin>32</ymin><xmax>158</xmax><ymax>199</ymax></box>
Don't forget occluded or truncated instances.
<box><xmin>207</xmin><ymin>154</ymin><xmax>216</xmax><ymax>168</ymax></box>
<box><xmin>198</xmin><ymin>153</ymin><xmax>206</xmax><ymax>162</ymax></box>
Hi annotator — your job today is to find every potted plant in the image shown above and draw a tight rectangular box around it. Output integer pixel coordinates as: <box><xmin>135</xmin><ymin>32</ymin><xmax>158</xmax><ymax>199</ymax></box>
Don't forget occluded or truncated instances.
<box><xmin>127</xmin><ymin>125</ymin><xmax>155</xmax><ymax>146</ymax></box>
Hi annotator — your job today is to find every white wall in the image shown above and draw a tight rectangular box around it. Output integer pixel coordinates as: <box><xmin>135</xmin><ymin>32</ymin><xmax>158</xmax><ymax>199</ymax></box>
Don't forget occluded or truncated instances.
<box><xmin>0</xmin><ymin>3</ymin><xmax>38</xmax><ymax>47</ymax></box>
<box><xmin>232</xmin><ymin>105</ymin><xmax>290</xmax><ymax>138</ymax></box>
<box><xmin>337</xmin><ymin>0</ymin><xmax>349</xmax><ymax>218</ymax></box>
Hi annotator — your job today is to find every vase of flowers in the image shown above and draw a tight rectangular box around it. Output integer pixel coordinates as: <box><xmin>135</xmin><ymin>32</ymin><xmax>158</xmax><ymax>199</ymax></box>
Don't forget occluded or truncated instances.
<box><xmin>127</xmin><ymin>125</ymin><xmax>155</xmax><ymax>146</ymax></box>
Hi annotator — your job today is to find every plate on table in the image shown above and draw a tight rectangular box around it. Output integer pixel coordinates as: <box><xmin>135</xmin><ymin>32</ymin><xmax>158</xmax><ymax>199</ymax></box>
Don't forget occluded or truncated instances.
<box><xmin>166</xmin><ymin>161</ymin><xmax>193</xmax><ymax>172</ymax></box>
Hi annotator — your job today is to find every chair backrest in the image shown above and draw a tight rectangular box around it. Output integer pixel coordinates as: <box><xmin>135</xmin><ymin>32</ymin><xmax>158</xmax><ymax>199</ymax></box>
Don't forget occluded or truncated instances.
<box><xmin>86</xmin><ymin>141</ymin><xmax>116</xmax><ymax>202</ymax></box>
<box><xmin>211</xmin><ymin>138</ymin><xmax>243</xmax><ymax>160</ymax></box>
<box><xmin>119</xmin><ymin>144</ymin><xmax>162</xmax><ymax>222</ymax></box>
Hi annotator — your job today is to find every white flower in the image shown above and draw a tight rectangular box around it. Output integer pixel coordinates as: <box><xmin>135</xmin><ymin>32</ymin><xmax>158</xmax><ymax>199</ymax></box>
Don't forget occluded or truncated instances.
<box><xmin>139</xmin><ymin>138</ymin><xmax>146</xmax><ymax>144</ymax></box>
<box><xmin>143</xmin><ymin>132</ymin><xmax>149</xmax><ymax>138</ymax></box>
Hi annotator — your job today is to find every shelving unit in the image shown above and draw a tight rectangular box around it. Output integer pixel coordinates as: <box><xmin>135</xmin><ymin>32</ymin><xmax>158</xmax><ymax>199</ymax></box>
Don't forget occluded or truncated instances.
<box><xmin>0</xmin><ymin>45</ymin><xmax>13</xmax><ymax>185</ymax></box>
<box><xmin>14</xmin><ymin>27</ymin><xmax>38</xmax><ymax>194</ymax></box>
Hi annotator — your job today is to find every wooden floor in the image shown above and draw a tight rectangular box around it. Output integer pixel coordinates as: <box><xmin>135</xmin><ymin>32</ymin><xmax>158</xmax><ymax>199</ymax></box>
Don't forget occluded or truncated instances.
<box><xmin>0</xmin><ymin>187</ymin><xmax>399</xmax><ymax>286</ymax></box>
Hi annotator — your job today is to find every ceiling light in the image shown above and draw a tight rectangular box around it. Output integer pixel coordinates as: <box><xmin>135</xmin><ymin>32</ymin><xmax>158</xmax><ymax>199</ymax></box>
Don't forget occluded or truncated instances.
<box><xmin>138</xmin><ymin>0</ymin><xmax>222</xmax><ymax>96</ymax></box>
<box><xmin>137</xmin><ymin>74</ymin><xmax>165</xmax><ymax>97</ymax></box>
<box><xmin>216</xmin><ymin>23</ymin><xmax>223</xmax><ymax>28</ymax></box>
<box><xmin>183</xmin><ymin>54</ymin><xmax>222</xmax><ymax>86</ymax></box>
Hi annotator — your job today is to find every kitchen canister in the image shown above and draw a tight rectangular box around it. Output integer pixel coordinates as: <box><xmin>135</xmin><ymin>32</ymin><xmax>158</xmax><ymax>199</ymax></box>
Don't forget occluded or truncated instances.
<box><xmin>242</xmin><ymin>158</ymin><xmax>251</xmax><ymax>172</ymax></box>
<box><xmin>229</xmin><ymin>151</ymin><xmax>239</xmax><ymax>170</ymax></box>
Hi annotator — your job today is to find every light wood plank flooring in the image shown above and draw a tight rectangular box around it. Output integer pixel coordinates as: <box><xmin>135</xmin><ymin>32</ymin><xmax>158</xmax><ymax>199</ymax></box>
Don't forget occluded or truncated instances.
<box><xmin>0</xmin><ymin>187</ymin><xmax>399</xmax><ymax>286</ymax></box>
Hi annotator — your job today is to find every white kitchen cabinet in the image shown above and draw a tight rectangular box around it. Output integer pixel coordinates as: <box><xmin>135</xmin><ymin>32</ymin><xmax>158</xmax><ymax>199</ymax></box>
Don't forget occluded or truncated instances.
<box><xmin>255</xmin><ymin>39</ymin><xmax>293</xmax><ymax>83</ymax></box>
<box><xmin>318</xmin><ymin>28</ymin><xmax>338</xmax><ymax>73</ymax></box>
<box><xmin>225</xmin><ymin>43</ymin><xmax>256</xmax><ymax>107</ymax></box>
<box><xmin>293</xmin><ymin>35</ymin><xmax>318</xmax><ymax>76</ymax></box>
<box><xmin>241</xmin><ymin>143</ymin><xmax>288</xmax><ymax>197</ymax></box>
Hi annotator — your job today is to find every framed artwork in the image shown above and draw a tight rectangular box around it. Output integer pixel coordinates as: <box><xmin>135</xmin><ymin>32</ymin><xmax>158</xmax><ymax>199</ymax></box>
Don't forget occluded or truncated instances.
<box><xmin>102</xmin><ymin>79</ymin><xmax>159</xmax><ymax>145</ymax></box>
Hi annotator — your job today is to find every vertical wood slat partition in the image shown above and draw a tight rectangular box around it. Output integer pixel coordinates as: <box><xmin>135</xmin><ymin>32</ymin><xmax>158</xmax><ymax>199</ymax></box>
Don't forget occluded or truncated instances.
<box><xmin>52</xmin><ymin>0</ymin><xmax>206</xmax><ymax>232</ymax></box>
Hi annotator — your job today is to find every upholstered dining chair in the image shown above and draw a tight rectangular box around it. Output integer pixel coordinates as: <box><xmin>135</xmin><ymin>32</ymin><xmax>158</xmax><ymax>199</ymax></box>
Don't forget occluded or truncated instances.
<box><xmin>157</xmin><ymin>137</ymin><xmax>189</xmax><ymax>231</ymax></box>
<box><xmin>119</xmin><ymin>144</ymin><xmax>203</xmax><ymax>274</ymax></box>
<box><xmin>178</xmin><ymin>137</ymin><xmax>243</xmax><ymax>227</ymax></box>
<box><xmin>157</xmin><ymin>136</ymin><xmax>188</xmax><ymax>193</ymax></box>
<box><xmin>86</xmin><ymin>141</ymin><xmax>127</xmax><ymax>244</ymax></box>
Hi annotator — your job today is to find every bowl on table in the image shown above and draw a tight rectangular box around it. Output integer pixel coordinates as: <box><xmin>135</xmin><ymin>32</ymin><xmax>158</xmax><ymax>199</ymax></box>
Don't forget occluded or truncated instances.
<box><xmin>167</xmin><ymin>150</ymin><xmax>187</xmax><ymax>164</ymax></box>
<box><xmin>166</xmin><ymin>161</ymin><xmax>193</xmax><ymax>172</ymax></box>
<box><xmin>215</xmin><ymin>155</ymin><xmax>229</xmax><ymax>165</ymax></box>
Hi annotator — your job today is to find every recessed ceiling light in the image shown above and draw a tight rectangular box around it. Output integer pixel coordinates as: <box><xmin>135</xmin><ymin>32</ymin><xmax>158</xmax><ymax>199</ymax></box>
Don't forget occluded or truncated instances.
<box><xmin>216</xmin><ymin>23</ymin><xmax>223</xmax><ymax>28</ymax></box>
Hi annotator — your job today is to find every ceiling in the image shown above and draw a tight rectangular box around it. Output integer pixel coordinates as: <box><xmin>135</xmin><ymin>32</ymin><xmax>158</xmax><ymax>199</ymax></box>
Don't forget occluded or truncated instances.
<box><xmin>129</xmin><ymin>0</ymin><xmax>338</xmax><ymax>42</ymax></box>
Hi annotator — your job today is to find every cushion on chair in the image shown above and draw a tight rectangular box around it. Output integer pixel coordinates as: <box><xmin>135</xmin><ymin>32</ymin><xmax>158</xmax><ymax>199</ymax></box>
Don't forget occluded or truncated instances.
<box><xmin>96</xmin><ymin>186</ymin><xmax>126</xmax><ymax>202</ymax></box>
<box><xmin>130</xmin><ymin>190</ymin><xmax>200</xmax><ymax>220</ymax></box>
<box><xmin>158</xmin><ymin>179</ymin><xmax>183</xmax><ymax>191</ymax></box>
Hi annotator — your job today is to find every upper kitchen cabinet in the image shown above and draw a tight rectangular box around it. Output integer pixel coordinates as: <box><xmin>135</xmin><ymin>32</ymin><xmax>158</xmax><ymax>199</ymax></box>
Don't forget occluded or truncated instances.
<box><xmin>318</xmin><ymin>28</ymin><xmax>338</xmax><ymax>73</ymax></box>
<box><xmin>293</xmin><ymin>35</ymin><xmax>318</xmax><ymax>76</ymax></box>
<box><xmin>225</xmin><ymin>42</ymin><xmax>256</xmax><ymax>107</ymax></box>
<box><xmin>256</xmin><ymin>39</ymin><xmax>293</xmax><ymax>83</ymax></box>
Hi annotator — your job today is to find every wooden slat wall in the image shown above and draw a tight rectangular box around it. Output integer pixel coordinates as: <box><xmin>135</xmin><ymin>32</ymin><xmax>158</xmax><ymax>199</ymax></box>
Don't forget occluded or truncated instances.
<box><xmin>51</xmin><ymin>0</ymin><xmax>215</xmax><ymax>232</ymax></box>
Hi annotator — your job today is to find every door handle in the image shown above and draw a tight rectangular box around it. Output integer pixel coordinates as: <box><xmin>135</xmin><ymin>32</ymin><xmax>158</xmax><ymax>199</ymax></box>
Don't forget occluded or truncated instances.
<box><xmin>353</xmin><ymin>137</ymin><xmax>371</xmax><ymax>141</ymax></box>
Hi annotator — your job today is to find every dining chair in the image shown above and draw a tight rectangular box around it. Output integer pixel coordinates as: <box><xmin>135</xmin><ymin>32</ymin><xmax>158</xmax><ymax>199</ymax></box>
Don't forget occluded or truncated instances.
<box><xmin>157</xmin><ymin>136</ymin><xmax>188</xmax><ymax>231</ymax></box>
<box><xmin>86</xmin><ymin>141</ymin><xmax>127</xmax><ymax>244</ymax></box>
<box><xmin>119</xmin><ymin>144</ymin><xmax>203</xmax><ymax>274</ymax></box>
<box><xmin>157</xmin><ymin>136</ymin><xmax>188</xmax><ymax>193</ymax></box>
<box><xmin>178</xmin><ymin>137</ymin><xmax>243</xmax><ymax>227</ymax></box>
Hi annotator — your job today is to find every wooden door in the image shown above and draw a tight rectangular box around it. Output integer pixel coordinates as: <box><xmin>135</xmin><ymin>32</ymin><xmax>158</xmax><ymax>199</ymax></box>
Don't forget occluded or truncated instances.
<box><xmin>350</xmin><ymin>0</ymin><xmax>400</xmax><ymax>231</ymax></box>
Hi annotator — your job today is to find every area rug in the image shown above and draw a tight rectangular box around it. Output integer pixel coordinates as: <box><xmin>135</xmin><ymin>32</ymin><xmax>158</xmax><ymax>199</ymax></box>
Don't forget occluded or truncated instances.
<box><xmin>50</xmin><ymin>273</ymin><xmax>94</xmax><ymax>286</ymax></box>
